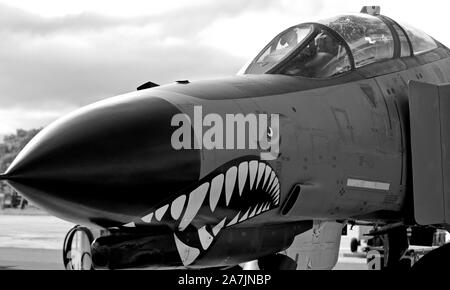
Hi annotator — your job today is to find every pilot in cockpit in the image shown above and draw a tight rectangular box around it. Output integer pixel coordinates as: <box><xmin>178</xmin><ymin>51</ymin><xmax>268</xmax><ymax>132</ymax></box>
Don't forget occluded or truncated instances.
<box><xmin>283</xmin><ymin>30</ymin><xmax>341</xmax><ymax>77</ymax></box>
<box><xmin>317</xmin><ymin>32</ymin><xmax>340</xmax><ymax>56</ymax></box>
<box><xmin>304</xmin><ymin>32</ymin><xmax>340</xmax><ymax>72</ymax></box>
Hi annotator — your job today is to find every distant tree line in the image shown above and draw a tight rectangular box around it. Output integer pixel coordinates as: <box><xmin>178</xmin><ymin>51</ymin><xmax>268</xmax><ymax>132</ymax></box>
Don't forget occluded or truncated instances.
<box><xmin>0</xmin><ymin>128</ymin><xmax>41</xmax><ymax>195</ymax></box>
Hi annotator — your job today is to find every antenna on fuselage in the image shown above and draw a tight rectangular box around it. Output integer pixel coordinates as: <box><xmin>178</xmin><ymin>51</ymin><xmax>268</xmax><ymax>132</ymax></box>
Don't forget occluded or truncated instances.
<box><xmin>361</xmin><ymin>6</ymin><xmax>381</xmax><ymax>16</ymax></box>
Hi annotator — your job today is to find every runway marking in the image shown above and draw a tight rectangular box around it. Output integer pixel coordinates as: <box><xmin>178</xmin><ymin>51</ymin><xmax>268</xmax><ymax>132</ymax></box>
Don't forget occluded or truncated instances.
<box><xmin>347</xmin><ymin>178</ymin><xmax>390</xmax><ymax>191</ymax></box>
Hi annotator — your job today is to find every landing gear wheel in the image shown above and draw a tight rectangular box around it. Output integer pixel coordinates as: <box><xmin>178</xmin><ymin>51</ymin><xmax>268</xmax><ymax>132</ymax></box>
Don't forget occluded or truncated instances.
<box><xmin>350</xmin><ymin>238</ymin><xmax>359</xmax><ymax>253</ymax></box>
<box><xmin>412</xmin><ymin>243</ymin><xmax>450</xmax><ymax>270</ymax></box>
<box><xmin>383</xmin><ymin>226</ymin><xmax>408</xmax><ymax>269</ymax></box>
<box><xmin>63</xmin><ymin>225</ymin><xmax>94</xmax><ymax>270</ymax></box>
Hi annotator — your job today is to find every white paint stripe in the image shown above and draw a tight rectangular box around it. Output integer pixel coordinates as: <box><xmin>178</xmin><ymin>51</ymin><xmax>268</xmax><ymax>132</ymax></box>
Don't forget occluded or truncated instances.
<box><xmin>178</xmin><ymin>182</ymin><xmax>209</xmax><ymax>231</ymax></box>
<box><xmin>171</xmin><ymin>195</ymin><xmax>186</xmax><ymax>220</ymax></box>
<box><xmin>173</xmin><ymin>233</ymin><xmax>200</xmax><ymax>266</ymax></box>
<box><xmin>347</xmin><ymin>178</ymin><xmax>390</xmax><ymax>191</ymax></box>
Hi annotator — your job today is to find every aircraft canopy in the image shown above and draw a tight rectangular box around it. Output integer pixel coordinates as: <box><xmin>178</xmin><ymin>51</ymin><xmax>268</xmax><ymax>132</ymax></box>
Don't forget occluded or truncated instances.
<box><xmin>242</xmin><ymin>13</ymin><xmax>438</xmax><ymax>78</ymax></box>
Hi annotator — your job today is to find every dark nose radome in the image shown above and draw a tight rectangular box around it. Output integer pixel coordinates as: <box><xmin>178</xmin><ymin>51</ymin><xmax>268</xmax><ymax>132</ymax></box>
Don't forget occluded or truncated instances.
<box><xmin>4</xmin><ymin>94</ymin><xmax>200</xmax><ymax>227</ymax></box>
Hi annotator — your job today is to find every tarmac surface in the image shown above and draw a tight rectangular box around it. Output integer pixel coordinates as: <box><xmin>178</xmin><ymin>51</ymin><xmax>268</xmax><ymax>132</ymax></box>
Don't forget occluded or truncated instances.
<box><xmin>0</xmin><ymin>214</ymin><xmax>367</xmax><ymax>270</ymax></box>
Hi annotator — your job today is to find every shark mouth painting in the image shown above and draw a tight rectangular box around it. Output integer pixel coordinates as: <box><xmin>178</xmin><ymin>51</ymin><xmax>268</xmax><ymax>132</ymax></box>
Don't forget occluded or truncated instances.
<box><xmin>122</xmin><ymin>158</ymin><xmax>281</xmax><ymax>266</ymax></box>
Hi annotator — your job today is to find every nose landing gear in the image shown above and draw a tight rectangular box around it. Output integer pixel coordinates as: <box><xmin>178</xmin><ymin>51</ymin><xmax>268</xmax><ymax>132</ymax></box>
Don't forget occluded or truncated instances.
<box><xmin>63</xmin><ymin>226</ymin><xmax>95</xmax><ymax>270</ymax></box>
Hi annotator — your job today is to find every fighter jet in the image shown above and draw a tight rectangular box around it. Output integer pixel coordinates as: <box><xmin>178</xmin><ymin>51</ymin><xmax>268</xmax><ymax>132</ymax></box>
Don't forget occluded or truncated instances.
<box><xmin>1</xmin><ymin>6</ymin><xmax>450</xmax><ymax>270</ymax></box>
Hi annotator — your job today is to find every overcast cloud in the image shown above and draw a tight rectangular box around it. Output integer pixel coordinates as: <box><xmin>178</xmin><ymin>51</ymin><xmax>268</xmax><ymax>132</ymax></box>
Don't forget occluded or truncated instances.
<box><xmin>0</xmin><ymin>0</ymin><xmax>449</xmax><ymax>134</ymax></box>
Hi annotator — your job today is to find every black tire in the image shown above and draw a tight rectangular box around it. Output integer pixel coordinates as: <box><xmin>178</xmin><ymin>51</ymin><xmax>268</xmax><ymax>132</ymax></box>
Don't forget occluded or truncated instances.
<box><xmin>412</xmin><ymin>243</ymin><xmax>450</xmax><ymax>271</ymax></box>
<box><xmin>350</xmin><ymin>238</ymin><xmax>359</xmax><ymax>253</ymax></box>
<box><xmin>383</xmin><ymin>226</ymin><xmax>408</xmax><ymax>269</ymax></box>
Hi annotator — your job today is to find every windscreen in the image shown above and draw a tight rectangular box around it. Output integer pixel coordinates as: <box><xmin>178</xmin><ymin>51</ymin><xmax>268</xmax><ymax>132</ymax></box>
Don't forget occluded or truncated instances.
<box><xmin>243</xmin><ymin>24</ymin><xmax>313</xmax><ymax>74</ymax></box>
<box><xmin>276</xmin><ymin>28</ymin><xmax>351</xmax><ymax>78</ymax></box>
<box><xmin>318</xmin><ymin>14</ymin><xmax>394</xmax><ymax>68</ymax></box>
<box><xmin>400</xmin><ymin>23</ymin><xmax>437</xmax><ymax>55</ymax></box>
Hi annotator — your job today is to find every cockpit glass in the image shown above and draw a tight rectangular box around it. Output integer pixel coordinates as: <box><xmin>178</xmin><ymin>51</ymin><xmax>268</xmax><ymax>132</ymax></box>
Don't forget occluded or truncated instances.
<box><xmin>400</xmin><ymin>23</ymin><xmax>437</xmax><ymax>55</ymax></box>
<box><xmin>391</xmin><ymin>21</ymin><xmax>412</xmax><ymax>57</ymax></box>
<box><xmin>277</xmin><ymin>28</ymin><xmax>351</xmax><ymax>78</ymax></box>
<box><xmin>244</xmin><ymin>24</ymin><xmax>313</xmax><ymax>74</ymax></box>
<box><xmin>240</xmin><ymin>13</ymin><xmax>429</xmax><ymax>77</ymax></box>
<box><xmin>319</xmin><ymin>14</ymin><xmax>394</xmax><ymax>68</ymax></box>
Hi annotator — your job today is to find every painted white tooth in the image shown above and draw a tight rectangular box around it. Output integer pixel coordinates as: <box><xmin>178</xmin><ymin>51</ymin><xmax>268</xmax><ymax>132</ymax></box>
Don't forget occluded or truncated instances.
<box><xmin>123</xmin><ymin>222</ymin><xmax>135</xmax><ymax>228</ymax></box>
<box><xmin>174</xmin><ymin>233</ymin><xmax>200</xmax><ymax>266</ymax></box>
<box><xmin>256</xmin><ymin>204</ymin><xmax>263</xmax><ymax>215</ymax></box>
<box><xmin>267</xmin><ymin>172</ymin><xmax>276</xmax><ymax>191</ymax></box>
<box><xmin>263</xmin><ymin>166</ymin><xmax>271</xmax><ymax>189</ymax></box>
<box><xmin>227</xmin><ymin>211</ymin><xmax>240</xmax><ymax>226</ymax></box>
<box><xmin>209</xmin><ymin>174</ymin><xmax>224</xmax><ymax>212</ymax></box>
<box><xmin>239</xmin><ymin>208</ymin><xmax>251</xmax><ymax>222</ymax></box>
<box><xmin>256</xmin><ymin>163</ymin><xmax>266</xmax><ymax>188</ymax></box>
<box><xmin>275</xmin><ymin>189</ymin><xmax>280</xmax><ymax>204</ymax></box>
<box><xmin>225</xmin><ymin>166</ymin><xmax>237</xmax><ymax>206</ymax></box>
<box><xmin>171</xmin><ymin>195</ymin><xmax>186</xmax><ymax>220</ymax></box>
<box><xmin>270</xmin><ymin>178</ymin><xmax>279</xmax><ymax>194</ymax></box>
<box><xmin>141</xmin><ymin>212</ymin><xmax>154</xmax><ymax>223</ymax></box>
<box><xmin>155</xmin><ymin>204</ymin><xmax>169</xmax><ymax>221</ymax></box>
<box><xmin>198</xmin><ymin>226</ymin><xmax>214</xmax><ymax>250</ymax></box>
<box><xmin>275</xmin><ymin>184</ymin><xmax>280</xmax><ymax>195</ymax></box>
<box><xmin>269</xmin><ymin>188</ymin><xmax>276</xmax><ymax>199</ymax></box>
<box><xmin>248</xmin><ymin>161</ymin><xmax>258</xmax><ymax>190</ymax></box>
<box><xmin>212</xmin><ymin>218</ymin><xmax>227</xmax><ymax>236</ymax></box>
<box><xmin>263</xmin><ymin>203</ymin><xmax>270</xmax><ymax>211</ymax></box>
<box><xmin>238</xmin><ymin>162</ymin><xmax>248</xmax><ymax>196</ymax></box>
<box><xmin>270</xmin><ymin>183</ymin><xmax>279</xmax><ymax>197</ymax></box>
<box><xmin>270</xmin><ymin>172</ymin><xmax>276</xmax><ymax>183</ymax></box>
<box><xmin>249</xmin><ymin>206</ymin><xmax>258</xmax><ymax>218</ymax></box>
<box><xmin>178</xmin><ymin>183</ymin><xmax>209</xmax><ymax>231</ymax></box>
<box><xmin>266</xmin><ymin>178</ymin><xmax>275</xmax><ymax>195</ymax></box>
<box><xmin>271</xmin><ymin>185</ymin><xmax>279</xmax><ymax>198</ymax></box>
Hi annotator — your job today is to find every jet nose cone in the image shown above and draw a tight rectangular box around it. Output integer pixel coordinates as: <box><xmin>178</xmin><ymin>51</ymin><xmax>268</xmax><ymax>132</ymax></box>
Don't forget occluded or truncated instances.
<box><xmin>6</xmin><ymin>94</ymin><xmax>200</xmax><ymax>227</ymax></box>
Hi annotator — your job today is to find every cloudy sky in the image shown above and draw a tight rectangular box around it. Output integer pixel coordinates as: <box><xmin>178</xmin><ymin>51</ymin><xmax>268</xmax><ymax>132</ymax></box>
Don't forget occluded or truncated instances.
<box><xmin>0</xmin><ymin>0</ymin><xmax>449</xmax><ymax>135</ymax></box>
